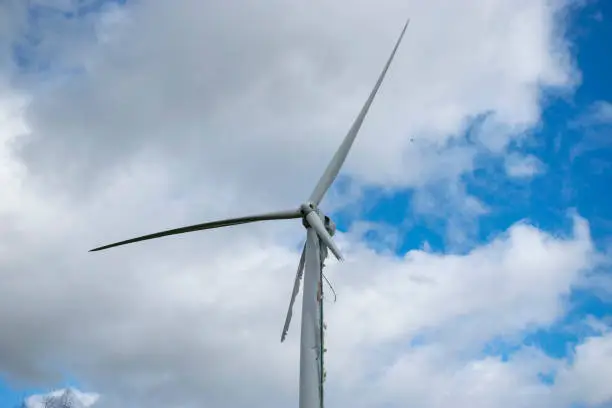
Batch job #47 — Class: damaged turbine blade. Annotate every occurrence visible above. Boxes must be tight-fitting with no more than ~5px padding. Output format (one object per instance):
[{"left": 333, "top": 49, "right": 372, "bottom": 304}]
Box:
[{"left": 281, "top": 243, "right": 307, "bottom": 342}]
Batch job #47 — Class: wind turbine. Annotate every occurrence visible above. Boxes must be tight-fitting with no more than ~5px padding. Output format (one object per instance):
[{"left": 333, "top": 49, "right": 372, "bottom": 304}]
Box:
[{"left": 90, "top": 18, "right": 409, "bottom": 408}]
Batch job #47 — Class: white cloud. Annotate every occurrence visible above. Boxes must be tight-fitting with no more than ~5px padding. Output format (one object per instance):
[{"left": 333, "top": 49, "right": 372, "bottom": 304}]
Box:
[
  {"left": 582, "top": 100, "right": 612, "bottom": 125},
  {"left": 555, "top": 329, "right": 612, "bottom": 406},
  {"left": 0, "top": 1, "right": 609, "bottom": 407},
  {"left": 0, "top": 117, "right": 602, "bottom": 406},
  {"left": 505, "top": 153, "right": 545, "bottom": 178},
  {"left": 570, "top": 100, "right": 612, "bottom": 130},
  {"left": 412, "top": 181, "right": 489, "bottom": 247},
  {"left": 11, "top": 0, "right": 579, "bottom": 196},
  {"left": 0, "top": 2, "right": 28, "bottom": 71},
  {"left": 25, "top": 387, "right": 99, "bottom": 408},
  {"left": 569, "top": 100, "right": 612, "bottom": 161},
  {"left": 371, "top": 347, "right": 559, "bottom": 408}
]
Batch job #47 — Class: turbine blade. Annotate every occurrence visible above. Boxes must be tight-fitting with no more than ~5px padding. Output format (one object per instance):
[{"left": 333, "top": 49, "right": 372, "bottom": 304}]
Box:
[
  {"left": 308, "top": 18, "right": 410, "bottom": 205},
  {"left": 89, "top": 209, "right": 301, "bottom": 252},
  {"left": 281, "top": 242, "right": 307, "bottom": 343},
  {"left": 306, "top": 212, "right": 344, "bottom": 261}
]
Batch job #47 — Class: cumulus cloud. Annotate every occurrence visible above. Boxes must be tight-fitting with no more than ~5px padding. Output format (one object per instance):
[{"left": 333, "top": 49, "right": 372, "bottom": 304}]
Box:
[
  {"left": 569, "top": 100, "right": 612, "bottom": 167},
  {"left": 0, "top": 125, "right": 600, "bottom": 407},
  {"left": 0, "top": 1, "right": 609, "bottom": 407},
  {"left": 554, "top": 326, "right": 612, "bottom": 406},
  {"left": 11, "top": 0, "right": 579, "bottom": 195},
  {"left": 578, "top": 100, "right": 612, "bottom": 126},
  {"left": 505, "top": 153, "right": 546, "bottom": 178},
  {"left": 25, "top": 387, "right": 100, "bottom": 408}
]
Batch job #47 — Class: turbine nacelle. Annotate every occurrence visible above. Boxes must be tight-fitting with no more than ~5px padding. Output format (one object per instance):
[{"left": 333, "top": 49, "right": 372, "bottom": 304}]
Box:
[
  {"left": 299, "top": 203, "right": 336, "bottom": 234},
  {"left": 324, "top": 216, "right": 336, "bottom": 237},
  {"left": 299, "top": 203, "right": 341, "bottom": 261}
]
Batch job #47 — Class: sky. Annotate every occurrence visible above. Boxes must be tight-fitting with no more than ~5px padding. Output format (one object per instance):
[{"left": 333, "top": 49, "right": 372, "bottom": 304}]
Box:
[{"left": 0, "top": 0, "right": 611, "bottom": 407}]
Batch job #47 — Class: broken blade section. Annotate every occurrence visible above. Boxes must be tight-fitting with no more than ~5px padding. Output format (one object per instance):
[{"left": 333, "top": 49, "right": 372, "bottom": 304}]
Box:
[{"left": 281, "top": 242, "right": 307, "bottom": 342}]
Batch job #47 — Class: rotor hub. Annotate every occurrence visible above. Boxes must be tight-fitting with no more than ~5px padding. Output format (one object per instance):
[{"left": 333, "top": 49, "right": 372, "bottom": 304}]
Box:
[
  {"left": 300, "top": 202, "right": 317, "bottom": 214},
  {"left": 300, "top": 203, "right": 336, "bottom": 236}
]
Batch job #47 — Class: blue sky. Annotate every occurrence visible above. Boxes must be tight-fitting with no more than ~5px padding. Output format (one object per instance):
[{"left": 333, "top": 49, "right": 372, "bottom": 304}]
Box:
[{"left": 0, "top": 0, "right": 611, "bottom": 407}]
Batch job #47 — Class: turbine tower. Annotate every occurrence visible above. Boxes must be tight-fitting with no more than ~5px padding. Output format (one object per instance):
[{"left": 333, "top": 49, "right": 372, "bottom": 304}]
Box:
[{"left": 90, "top": 19, "right": 409, "bottom": 408}]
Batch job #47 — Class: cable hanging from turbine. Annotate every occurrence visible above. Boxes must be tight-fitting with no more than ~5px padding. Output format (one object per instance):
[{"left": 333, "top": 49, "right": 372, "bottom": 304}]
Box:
[{"left": 322, "top": 272, "right": 337, "bottom": 303}]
